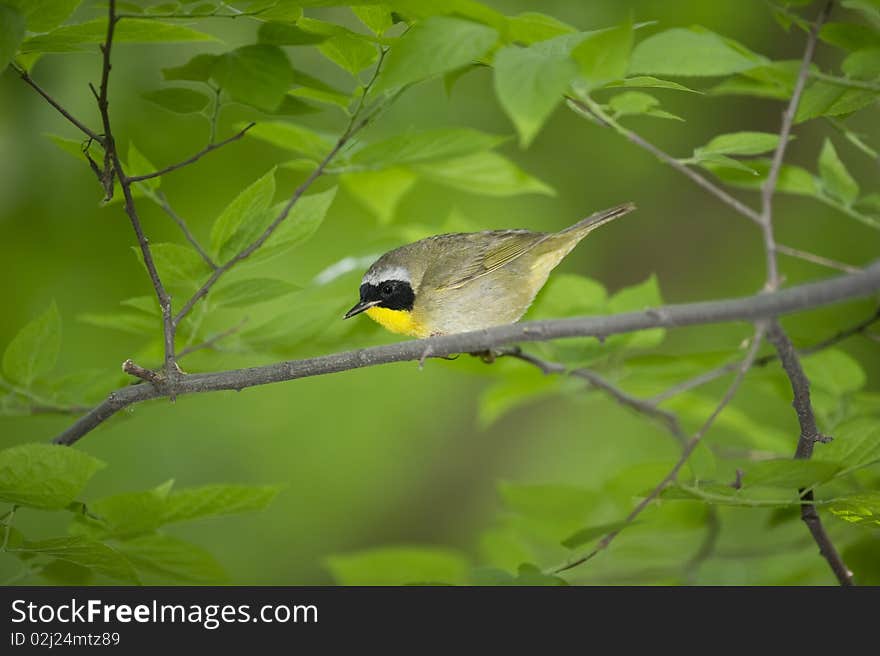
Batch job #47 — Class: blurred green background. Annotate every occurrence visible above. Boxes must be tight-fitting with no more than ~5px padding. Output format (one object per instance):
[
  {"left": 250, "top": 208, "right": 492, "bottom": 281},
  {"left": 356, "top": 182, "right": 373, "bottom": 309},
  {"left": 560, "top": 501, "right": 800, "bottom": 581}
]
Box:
[{"left": 1, "top": 0, "right": 878, "bottom": 585}]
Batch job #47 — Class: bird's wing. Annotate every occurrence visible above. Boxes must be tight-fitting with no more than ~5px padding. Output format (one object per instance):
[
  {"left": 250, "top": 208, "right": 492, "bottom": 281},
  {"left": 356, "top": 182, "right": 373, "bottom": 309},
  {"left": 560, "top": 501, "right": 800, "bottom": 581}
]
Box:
[{"left": 426, "top": 230, "right": 548, "bottom": 291}]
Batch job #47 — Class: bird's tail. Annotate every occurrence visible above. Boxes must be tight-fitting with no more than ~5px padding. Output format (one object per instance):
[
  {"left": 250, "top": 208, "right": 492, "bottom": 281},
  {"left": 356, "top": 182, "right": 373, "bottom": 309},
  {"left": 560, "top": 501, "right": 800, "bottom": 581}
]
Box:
[{"left": 558, "top": 202, "right": 637, "bottom": 239}]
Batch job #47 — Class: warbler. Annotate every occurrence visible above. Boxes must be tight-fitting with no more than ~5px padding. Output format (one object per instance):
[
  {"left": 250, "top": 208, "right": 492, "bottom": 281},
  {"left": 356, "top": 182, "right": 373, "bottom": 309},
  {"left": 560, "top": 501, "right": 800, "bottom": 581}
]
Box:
[{"left": 344, "top": 202, "right": 636, "bottom": 337}]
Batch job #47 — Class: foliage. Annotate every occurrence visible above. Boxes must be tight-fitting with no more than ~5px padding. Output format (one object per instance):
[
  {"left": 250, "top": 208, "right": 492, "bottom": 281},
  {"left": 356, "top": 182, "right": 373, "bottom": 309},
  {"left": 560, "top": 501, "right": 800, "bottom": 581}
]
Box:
[{"left": 0, "top": 0, "right": 878, "bottom": 585}]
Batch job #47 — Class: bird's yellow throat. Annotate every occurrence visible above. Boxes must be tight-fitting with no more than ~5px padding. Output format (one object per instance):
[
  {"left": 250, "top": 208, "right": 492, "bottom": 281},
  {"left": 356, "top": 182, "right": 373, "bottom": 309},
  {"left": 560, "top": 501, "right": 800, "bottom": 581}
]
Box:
[{"left": 365, "top": 306, "right": 427, "bottom": 337}]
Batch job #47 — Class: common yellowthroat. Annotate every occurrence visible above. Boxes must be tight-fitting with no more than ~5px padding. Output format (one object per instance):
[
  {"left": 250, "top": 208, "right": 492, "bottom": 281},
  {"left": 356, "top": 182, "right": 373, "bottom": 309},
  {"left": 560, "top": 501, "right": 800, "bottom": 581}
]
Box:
[{"left": 344, "top": 202, "right": 636, "bottom": 337}]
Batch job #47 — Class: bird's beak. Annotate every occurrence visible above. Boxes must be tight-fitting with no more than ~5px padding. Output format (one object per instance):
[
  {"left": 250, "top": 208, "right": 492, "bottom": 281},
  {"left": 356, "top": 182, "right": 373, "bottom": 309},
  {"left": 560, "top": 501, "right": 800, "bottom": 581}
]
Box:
[{"left": 344, "top": 299, "right": 381, "bottom": 319}]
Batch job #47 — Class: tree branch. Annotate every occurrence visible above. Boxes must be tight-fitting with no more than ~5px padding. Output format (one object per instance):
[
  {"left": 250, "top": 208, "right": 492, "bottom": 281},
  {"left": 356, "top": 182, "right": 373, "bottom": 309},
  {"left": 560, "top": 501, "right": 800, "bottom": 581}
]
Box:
[
  {"left": 171, "top": 48, "right": 392, "bottom": 325},
  {"left": 766, "top": 322, "right": 853, "bottom": 586},
  {"left": 14, "top": 64, "right": 104, "bottom": 146},
  {"left": 178, "top": 318, "right": 248, "bottom": 360},
  {"left": 93, "top": 0, "right": 177, "bottom": 376},
  {"left": 153, "top": 191, "right": 218, "bottom": 269},
  {"left": 759, "top": 1, "right": 853, "bottom": 586},
  {"left": 126, "top": 123, "right": 255, "bottom": 183},
  {"left": 566, "top": 96, "right": 763, "bottom": 225},
  {"left": 497, "top": 347, "right": 686, "bottom": 443},
  {"left": 650, "top": 303, "right": 880, "bottom": 403},
  {"left": 775, "top": 243, "right": 860, "bottom": 274},
  {"left": 553, "top": 324, "right": 767, "bottom": 574},
  {"left": 51, "top": 262, "right": 880, "bottom": 446},
  {"left": 760, "top": 1, "right": 833, "bottom": 289}
]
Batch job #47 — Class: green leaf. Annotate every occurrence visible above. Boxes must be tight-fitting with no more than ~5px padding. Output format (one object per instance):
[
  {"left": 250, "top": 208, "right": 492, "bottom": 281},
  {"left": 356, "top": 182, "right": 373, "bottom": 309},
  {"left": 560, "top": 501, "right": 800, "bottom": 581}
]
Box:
[
  {"left": 212, "top": 278, "right": 300, "bottom": 308},
  {"left": 137, "top": 243, "right": 213, "bottom": 288},
  {"left": 375, "top": 16, "right": 497, "bottom": 92},
  {"left": 504, "top": 12, "right": 576, "bottom": 45},
  {"left": 21, "top": 19, "right": 216, "bottom": 54},
  {"left": 326, "top": 546, "right": 470, "bottom": 585},
  {"left": 14, "top": 537, "right": 138, "bottom": 584},
  {"left": 0, "top": 443, "right": 104, "bottom": 510},
  {"left": 561, "top": 519, "right": 633, "bottom": 549},
  {"left": 492, "top": 44, "right": 577, "bottom": 147},
  {"left": 698, "top": 131, "right": 782, "bottom": 157},
  {"left": 116, "top": 534, "right": 226, "bottom": 583},
  {"left": 413, "top": 151, "right": 554, "bottom": 196},
  {"left": 843, "top": 48, "right": 880, "bottom": 80},
  {"left": 818, "top": 138, "right": 859, "bottom": 205},
  {"left": 160, "top": 484, "right": 281, "bottom": 524},
  {"left": 527, "top": 273, "right": 607, "bottom": 319},
  {"left": 820, "top": 22, "right": 880, "bottom": 51},
  {"left": 319, "top": 34, "right": 378, "bottom": 76},
  {"left": 802, "top": 348, "right": 866, "bottom": 397},
  {"left": 4, "top": 0, "right": 81, "bottom": 33},
  {"left": 828, "top": 492, "right": 880, "bottom": 528},
  {"left": 743, "top": 459, "right": 842, "bottom": 489},
  {"left": 40, "top": 559, "right": 94, "bottom": 585},
  {"left": 72, "top": 480, "right": 174, "bottom": 539},
  {"left": 341, "top": 167, "right": 417, "bottom": 224},
  {"left": 705, "top": 159, "right": 818, "bottom": 196},
  {"left": 693, "top": 153, "right": 759, "bottom": 175},
  {"left": 3, "top": 301, "right": 61, "bottom": 386},
  {"left": 257, "top": 21, "right": 327, "bottom": 46},
  {"left": 605, "top": 75, "right": 700, "bottom": 93},
  {"left": 499, "top": 482, "right": 596, "bottom": 530},
  {"left": 289, "top": 69, "right": 350, "bottom": 109},
  {"left": 245, "top": 122, "right": 333, "bottom": 160},
  {"left": 162, "top": 53, "right": 219, "bottom": 82},
  {"left": 350, "top": 128, "right": 507, "bottom": 169},
  {"left": 479, "top": 372, "right": 560, "bottom": 428},
  {"left": 254, "top": 187, "right": 337, "bottom": 261},
  {"left": 0, "top": 4, "right": 25, "bottom": 74},
  {"left": 817, "top": 416, "right": 880, "bottom": 474},
  {"left": 608, "top": 91, "right": 683, "bottom": 121},
  {"left": 77, "top": 311, "right": 156, "bottom": 336},
  {"left": 142, "top": 87, "right": 211, "bottom": 114},
  {"left": 211, "top": 44, "right": 294, "bottom": 112},
  {"left": 795, "top": 81, "right": 879, "bottom": 123},
  {"left": 606, "top": 274, "right": 665, "bottom": 349},
  {"left": 472, "top": 563, "right": 567, "bottom": 586},
  {"left": 127, "top": 142, "right": 160, "bottom": 193},
  {"left": 572, "top": 19, "right": 633, "bottom": 86},
  {"left": 210, "top": 168, "right": 276, "bottom": 262},
  {"left": 352, "top": 5, "right": 393, "bottom": 36},
  {"left": 629, "top": 26, "right": 767, "bottom": 77},
  {"left": 842, "top": 0, "right": 880, "bottom": 22}
]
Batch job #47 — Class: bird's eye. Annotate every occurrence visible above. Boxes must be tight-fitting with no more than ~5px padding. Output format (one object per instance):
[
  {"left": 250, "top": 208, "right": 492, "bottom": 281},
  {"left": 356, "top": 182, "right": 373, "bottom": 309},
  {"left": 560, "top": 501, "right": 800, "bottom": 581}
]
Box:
[{"left": 381, "top": 284, "right": 393, "bottom": 296}]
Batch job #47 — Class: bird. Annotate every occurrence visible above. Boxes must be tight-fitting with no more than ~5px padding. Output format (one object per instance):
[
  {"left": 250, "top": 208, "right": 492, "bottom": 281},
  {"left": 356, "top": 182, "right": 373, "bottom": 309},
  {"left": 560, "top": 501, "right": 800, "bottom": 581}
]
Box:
[{"left": 343, "top": 202, "right": 636, "bottom": 338}]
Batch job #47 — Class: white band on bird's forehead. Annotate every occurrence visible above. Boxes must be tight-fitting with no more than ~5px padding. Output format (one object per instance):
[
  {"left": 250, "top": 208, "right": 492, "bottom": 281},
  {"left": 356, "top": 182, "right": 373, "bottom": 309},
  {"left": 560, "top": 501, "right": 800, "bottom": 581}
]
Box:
[{"left": 362, "top": 266, "right": 411, "bottom": 285}]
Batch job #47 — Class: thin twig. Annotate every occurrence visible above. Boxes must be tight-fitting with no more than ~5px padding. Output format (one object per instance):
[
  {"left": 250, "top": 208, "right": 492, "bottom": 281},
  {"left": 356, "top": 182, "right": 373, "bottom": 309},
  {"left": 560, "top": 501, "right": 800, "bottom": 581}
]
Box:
[
  {"left": 759, "top": 1, "right": 853, "bottom": 587},
  {"left": 126, "top": 123, "right": 255, "bottom": 183},
  {"left": 172, "top": 52, "right": 391, "bottom": 326},
  {"left": 651, "top": 304, "right": 880, "bottom": 402},
  {"left": 553, "top": 325, "right": 767, "bottom": 574},
  {"left": 498, "top": 348, "right": 686, "bottom": 443},
  {"left": 809, "top": 70, "right": 880, "bottom": 93},
  {"left": 776, "top": 243, "right": 860, "bottom": 274},
  {"left": 154, "top": 191, "right": 218, "bottom": 269},
  {"left": 178, "top": 318, "right": 248, "bottom": 359},
  {"left": 95, "top": 0, "right": 177, "bottom": 375},
  {"left": 760, "top": 1, "right": 833, "bottom": 290},
  {"left": 209, "top": 85, "right": 221, "bottom": 145},
  {"left": 14, "top": 64, "right": 104, "bottom": 146},
  {"left": 766, "top": 322, "right": 853, "bottom": 585},
  {"left": 122, "top": 359, "right": 164, "bottom": 385},
  {"left": 566, "top": 95, "right": 763, "bottom": 225},
  {"left": 50, "top": 263, "right": 880, "bottom": 446}
]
